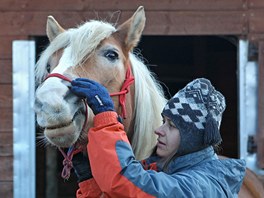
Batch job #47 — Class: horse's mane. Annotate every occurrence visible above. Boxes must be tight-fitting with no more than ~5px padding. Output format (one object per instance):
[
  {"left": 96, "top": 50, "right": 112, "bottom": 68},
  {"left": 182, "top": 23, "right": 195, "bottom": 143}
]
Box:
[{"left": 129, "top": 53, "right": 167, "bottom": 160}]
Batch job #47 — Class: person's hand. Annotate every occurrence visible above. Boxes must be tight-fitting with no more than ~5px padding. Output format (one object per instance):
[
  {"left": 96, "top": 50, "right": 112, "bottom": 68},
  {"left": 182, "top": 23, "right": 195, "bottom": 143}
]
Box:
[
  {"left": 72, "top": 152, "right": 92, "bottom": 182},
  {"left": 71, "top": 78, "right": 114, "bottom": 115}
]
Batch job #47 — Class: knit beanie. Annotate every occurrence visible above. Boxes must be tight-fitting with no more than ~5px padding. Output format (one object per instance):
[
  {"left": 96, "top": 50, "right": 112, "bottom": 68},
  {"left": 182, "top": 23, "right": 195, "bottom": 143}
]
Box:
[{"left": 162, "top": 78, "right": 226, "bottom": 156}]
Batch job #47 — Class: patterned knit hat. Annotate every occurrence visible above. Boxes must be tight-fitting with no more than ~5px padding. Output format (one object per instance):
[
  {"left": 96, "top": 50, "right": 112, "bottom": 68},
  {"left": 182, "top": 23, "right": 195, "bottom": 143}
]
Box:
[{"left": 162, "top": 78, "right": 226, "bottom": 156}]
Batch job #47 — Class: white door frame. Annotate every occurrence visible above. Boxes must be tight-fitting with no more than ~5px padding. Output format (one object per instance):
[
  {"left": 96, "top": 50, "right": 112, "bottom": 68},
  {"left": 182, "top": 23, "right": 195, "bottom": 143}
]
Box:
[
  {"left": 13, "top": 40, "right": 36, "bottom": 198},
  {"left": 238, "top": 39, "right": 264, "bottom": 175}
]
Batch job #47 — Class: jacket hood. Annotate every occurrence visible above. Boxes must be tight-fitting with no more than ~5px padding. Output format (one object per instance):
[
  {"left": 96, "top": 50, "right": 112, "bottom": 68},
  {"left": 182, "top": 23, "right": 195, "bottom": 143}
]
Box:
[
  {"left": 165, "top": 146, "right": 246, "bottom": 195},
  {"left": 216, "top": 158, "right": 246, "bottom": 194}
]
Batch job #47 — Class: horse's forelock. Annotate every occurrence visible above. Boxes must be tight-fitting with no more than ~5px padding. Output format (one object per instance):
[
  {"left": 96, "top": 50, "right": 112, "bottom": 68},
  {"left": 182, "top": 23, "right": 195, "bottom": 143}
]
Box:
[
  {"left": 35, "top": 31, "right": 72, "bottom": 84},
  {"left": 71, "top": 20, "right": 116, "bottom": 66},
  {"left": 35, "top": 20, "right": 116, "bottom": 85}
]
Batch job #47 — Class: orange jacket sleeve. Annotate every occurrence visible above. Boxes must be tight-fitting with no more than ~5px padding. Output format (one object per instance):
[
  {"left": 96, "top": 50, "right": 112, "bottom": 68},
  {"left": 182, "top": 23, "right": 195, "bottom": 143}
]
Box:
[
  {"left": 76, "top": 178, "right": 102, "bottom": 198},
  {"left": 87, "top": 111, "right": 155, "bottom": 197}
]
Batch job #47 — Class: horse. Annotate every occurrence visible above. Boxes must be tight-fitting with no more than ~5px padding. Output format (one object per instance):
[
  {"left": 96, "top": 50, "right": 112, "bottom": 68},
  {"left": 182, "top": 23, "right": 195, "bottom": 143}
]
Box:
[
  {"left": 34, "top": 6, "right": 264, "bottom": 197},
  {"left": 35, "top": 6, "right": 167, "bottom": 161}
]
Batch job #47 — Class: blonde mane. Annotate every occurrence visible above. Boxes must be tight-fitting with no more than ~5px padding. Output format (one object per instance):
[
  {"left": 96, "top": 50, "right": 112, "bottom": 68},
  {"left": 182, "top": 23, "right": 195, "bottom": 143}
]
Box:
[{"left": 130, "top": 53, "right": 167, "bottom": 159}]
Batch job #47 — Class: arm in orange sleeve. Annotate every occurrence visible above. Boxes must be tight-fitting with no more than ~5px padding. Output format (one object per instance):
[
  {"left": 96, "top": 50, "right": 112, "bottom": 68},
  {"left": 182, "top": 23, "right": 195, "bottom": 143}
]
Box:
[
  {"left": 76, "top": 178, "right": 102, "bottom": 198},
  {"left": 87, "top": 111, "right": 155, "bottom": 197}
]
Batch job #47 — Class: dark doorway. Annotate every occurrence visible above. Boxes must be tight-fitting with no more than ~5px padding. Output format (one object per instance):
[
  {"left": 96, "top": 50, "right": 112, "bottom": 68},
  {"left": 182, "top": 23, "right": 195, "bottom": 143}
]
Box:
[
  {"left": 137, "top": 36, "right": 238, "bottom": 158},
  {"left": 35, "top": 35, "right": 238, "bottom": 197}
]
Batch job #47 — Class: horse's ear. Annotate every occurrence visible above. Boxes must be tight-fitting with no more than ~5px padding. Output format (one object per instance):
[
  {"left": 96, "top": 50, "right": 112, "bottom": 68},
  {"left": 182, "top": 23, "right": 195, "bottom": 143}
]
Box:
[
  {"left": 46, "top": 16, "right": 65, "bottom": 42},
  {"left": 116, "top": 6, "right": 146, "bottom": 51}
]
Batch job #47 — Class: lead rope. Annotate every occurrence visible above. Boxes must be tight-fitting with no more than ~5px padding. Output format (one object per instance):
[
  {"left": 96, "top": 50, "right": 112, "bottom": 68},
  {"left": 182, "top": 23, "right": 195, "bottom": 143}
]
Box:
[
  {"left": 45, "top": 63, "right": 134, "bottom": 179},
  {"left": 45, "top": 73, "right": 88, "bottom": 180},
  {"left": 58, "top": 146, "right": 82, "bottom": 180}
]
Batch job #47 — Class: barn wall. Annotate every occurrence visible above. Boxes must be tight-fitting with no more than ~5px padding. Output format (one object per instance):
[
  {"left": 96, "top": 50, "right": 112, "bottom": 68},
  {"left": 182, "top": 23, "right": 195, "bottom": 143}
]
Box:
[{"left": 1, "top": 0, "right": 264, "bottom": 197}]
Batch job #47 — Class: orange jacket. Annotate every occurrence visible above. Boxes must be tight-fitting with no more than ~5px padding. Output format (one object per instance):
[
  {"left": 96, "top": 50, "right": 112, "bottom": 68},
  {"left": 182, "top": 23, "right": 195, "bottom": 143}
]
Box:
[{"left": 76, "top": 111, "right": 154, "bottom": 197}]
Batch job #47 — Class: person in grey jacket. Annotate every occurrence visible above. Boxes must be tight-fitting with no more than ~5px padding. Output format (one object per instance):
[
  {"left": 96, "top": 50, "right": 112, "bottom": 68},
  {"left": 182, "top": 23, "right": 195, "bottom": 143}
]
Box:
[{"left": 71, "top": 77, "right": 246, "bottom": 197}]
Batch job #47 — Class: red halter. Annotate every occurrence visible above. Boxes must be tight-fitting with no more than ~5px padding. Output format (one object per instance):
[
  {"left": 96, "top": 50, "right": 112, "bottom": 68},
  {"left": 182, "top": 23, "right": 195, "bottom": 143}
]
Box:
[
  {"left": 45, "top": 64, "right": 134, "bottom": 118},
  {"left": 109, "top": 63, "right": 135, "bottom": 119},
  {"left": 44, "top": 64, "right": 134, "bottom": 179}
]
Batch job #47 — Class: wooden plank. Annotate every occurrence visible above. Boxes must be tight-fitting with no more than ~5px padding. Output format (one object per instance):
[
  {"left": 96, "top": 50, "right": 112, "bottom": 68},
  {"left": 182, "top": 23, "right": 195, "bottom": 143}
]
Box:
[
  {"left": 0, "top": 11, "right": 91, "bottom": 36},
  {"left": 144, "top": 11, "right": 247, "bottom": 35},
  {"left": 249, "top": 0, "right": 264, "bottom": 8},
  {"left": 0, "top": 108, "right": 12, "bottom": 132},
  {"left": 257, "top": 41, "right": 264, "bottom": 168},
  {"left": 0, "top": 36, "right": 27, "bottom": 59},
  {"left": 0, "top": 85, "right": 12, "bottom": 108},
  {"left": 0, "top": 0, "right": 247, "bottom": 11},
  {"left": 0, "top": 156, "right": 13, "bottom": 181},
  {"left": 0, "top": 181, "right": 13, "bottom": 197},
  {"left": 249, "top": 10, "right": 264, "bottom": 33},
  {"left": 0, "top": 60, "right": 12, "bottom": 84},
  {"left": 0, "top": 132, "right": 12, "bottom": 157},
  {"left": 0, "top": 11, "right": 248, "bottom": 36},
  {"left": 248, "top": 33, "right": 264, "bottom": 44}
]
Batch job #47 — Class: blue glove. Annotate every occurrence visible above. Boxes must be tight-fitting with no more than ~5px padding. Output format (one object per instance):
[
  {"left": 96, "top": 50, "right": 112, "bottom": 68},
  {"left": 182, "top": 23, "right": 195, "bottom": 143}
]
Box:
[
  {"left": 72, "top": 152, "right": 92, "bottom": 182},
  {"left": 71, "top": 78, "right": 114, "bottom": 115}
]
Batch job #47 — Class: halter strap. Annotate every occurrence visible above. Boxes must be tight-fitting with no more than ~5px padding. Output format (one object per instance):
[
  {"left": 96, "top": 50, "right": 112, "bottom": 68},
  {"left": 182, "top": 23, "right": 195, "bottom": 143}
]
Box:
[
  {"left": 46, "top": 64, "right": 134, "bottom": 119},
  {"left": 110, "top": 63, "right": 134, "bottom": 118},
  {"left": 45, "top": 73, "right": 72, "bottom": 82}
]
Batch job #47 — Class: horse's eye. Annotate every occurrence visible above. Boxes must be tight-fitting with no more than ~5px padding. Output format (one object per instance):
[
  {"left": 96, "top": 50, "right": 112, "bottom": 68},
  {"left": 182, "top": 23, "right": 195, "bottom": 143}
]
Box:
[{"left": 105, "top": 50, "right": 119, "bottom": 61}]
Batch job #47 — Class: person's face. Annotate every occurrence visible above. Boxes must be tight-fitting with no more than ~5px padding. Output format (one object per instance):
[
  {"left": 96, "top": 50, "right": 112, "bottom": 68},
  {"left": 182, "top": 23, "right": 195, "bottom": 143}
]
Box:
[{"left": 154, "top": 116, "right": 181, "bottom": 158}]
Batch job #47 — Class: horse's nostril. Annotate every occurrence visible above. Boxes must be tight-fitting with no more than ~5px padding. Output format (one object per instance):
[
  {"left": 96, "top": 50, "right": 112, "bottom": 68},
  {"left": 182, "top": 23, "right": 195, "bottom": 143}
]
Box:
[
  {"left": 54, "top": 106, "right": 62, "bottom": 113},
  {"left": 34, "top": 99, "right": 42, "bottom": 111}
]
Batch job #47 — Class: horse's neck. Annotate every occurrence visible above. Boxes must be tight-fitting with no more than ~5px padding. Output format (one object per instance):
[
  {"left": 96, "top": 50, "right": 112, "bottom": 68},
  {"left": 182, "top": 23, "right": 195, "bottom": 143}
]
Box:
[{"left": 125, "top": 118, "right": 136, "bottom": 143}]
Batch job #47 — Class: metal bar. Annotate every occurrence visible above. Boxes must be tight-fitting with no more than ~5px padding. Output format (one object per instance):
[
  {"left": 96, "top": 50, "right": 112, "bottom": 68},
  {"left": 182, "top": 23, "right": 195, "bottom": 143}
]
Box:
[{"left": 238, "top": 39, "right": 249, "bottom": 159}]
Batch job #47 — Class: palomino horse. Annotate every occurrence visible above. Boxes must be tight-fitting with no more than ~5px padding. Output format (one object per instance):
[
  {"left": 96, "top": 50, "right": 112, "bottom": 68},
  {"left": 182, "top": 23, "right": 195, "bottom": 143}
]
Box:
[
  {"left": 35, "top": 6, "right": 167, "bottom": 161},
  {"left": 34, "top": 6, "right": 264, "bottom": 197}
]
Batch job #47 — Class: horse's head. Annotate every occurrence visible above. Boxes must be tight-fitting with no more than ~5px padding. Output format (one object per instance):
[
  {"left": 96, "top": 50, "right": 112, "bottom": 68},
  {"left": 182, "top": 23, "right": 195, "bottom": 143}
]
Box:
[{"left": 35, "top": 7, "right": 146, "bottom": 149}]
